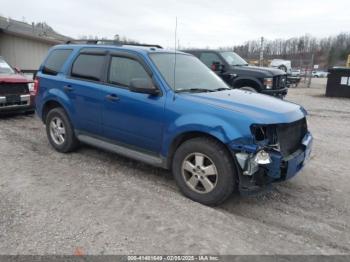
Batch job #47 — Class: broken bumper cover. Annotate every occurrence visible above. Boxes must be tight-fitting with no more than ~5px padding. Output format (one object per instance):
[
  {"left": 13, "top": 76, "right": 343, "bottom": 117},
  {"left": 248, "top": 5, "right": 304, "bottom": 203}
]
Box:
[{"left": 231, "top": 132, "right": 313, "bottom": 193}]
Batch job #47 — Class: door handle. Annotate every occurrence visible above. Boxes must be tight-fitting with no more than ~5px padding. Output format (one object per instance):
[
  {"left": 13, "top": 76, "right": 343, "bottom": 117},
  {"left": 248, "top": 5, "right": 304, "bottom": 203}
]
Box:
[
  {"left": 106, "top": 94, "right": 120, "bottom": 102},
  {"left": 63, "top": 85, "right": 74, "bottom": 92}
]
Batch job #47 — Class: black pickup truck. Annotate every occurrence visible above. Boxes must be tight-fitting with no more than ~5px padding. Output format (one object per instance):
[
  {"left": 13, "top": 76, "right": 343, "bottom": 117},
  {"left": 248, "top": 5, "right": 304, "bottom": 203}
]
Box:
[{"left": 184, "top": 50, "right": 288, "bottom": 98}]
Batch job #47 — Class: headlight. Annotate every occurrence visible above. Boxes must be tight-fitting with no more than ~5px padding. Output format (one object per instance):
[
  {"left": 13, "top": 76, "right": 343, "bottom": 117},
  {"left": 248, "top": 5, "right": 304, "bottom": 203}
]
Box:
[
  {"left": 27, "top": 83, "right": 35, "bottom": 93},
  {"left": 264, "top": 78, "right": 273, "bottom": 89}
]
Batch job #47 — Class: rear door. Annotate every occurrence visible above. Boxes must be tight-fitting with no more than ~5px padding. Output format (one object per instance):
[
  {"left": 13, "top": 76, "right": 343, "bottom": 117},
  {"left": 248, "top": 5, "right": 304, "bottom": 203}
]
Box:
[
  {"left": 101, "top": 52, "right": 165, "bottom": 153},
  {"left": 62, "top": 50, "right": 108, "bottom": 135}
]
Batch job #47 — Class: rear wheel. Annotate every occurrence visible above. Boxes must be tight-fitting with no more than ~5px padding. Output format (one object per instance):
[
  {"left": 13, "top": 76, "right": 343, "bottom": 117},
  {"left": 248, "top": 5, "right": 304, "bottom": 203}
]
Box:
[
  {"left": 172, "top": 137, "right": 236, "bottom": 206},
  {"left": 46, "top": 107, "right": 79, "bottom": 153},
  {"left": 278, "top": 65, "right": 287, "bottom": 73}
]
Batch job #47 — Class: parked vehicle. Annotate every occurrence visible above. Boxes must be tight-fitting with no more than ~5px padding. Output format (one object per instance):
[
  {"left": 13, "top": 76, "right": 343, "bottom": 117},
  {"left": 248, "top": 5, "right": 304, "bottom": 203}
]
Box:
[
  {"left": 270, "top": 59, "right": 292, "bottom": 75},
  {"left": 291, "top": 69, "right": 301, "bottom": 77},
  {"left": 35, "top": 42, "right": 313, "bottom": 205},
  {"left": 0, "top": 56, "right": 35, "bottom": 114},
  {"left": 312, "top": 71, "right": 328, "bottom": 78},
  {"left": 287, "top": 69, "right": 302, "bottom": 87},
  {"left": 184, "top": 50, "right": 288, "bottom": 98}
]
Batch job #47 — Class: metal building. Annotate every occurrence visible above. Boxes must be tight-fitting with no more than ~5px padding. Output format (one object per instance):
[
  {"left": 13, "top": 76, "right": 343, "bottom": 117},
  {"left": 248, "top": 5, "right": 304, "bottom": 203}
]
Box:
[{"left": 0, "top": 16, "right": 70, "bottom": 73}]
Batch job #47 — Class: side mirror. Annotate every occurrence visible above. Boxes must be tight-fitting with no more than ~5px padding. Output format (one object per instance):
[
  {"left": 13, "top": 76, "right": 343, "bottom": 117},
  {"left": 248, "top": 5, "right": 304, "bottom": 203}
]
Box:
[
  {"left": 129, "top": 78, "right": 160, "bottom": 96},
  {"left": 14, "top": 66, "right": 22, "bottom": 74},
  {"left": 211, "top": 62, "right": 225, "bottom": 72}
]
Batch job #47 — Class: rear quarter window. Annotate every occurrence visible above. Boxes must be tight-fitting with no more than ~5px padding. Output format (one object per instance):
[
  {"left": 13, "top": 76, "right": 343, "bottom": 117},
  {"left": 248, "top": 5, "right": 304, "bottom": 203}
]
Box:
[
  {"left": 71, "top": 54, "right": 105, "bottom": 81},
  {"left": 42, "top": 49, "right": 72, "bottom": 75}
]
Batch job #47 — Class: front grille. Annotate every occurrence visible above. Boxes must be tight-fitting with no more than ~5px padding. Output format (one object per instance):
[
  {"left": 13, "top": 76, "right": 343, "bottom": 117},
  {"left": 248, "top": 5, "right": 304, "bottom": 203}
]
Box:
[
  {"left": 273, "top": 75, "right": 287, "bottom": 89},
  {"left": 277, "top": 118, "right": 307, "bottom": 157},
  {"left": 0, "top": 83, "right": 29, "bottom": 96}
]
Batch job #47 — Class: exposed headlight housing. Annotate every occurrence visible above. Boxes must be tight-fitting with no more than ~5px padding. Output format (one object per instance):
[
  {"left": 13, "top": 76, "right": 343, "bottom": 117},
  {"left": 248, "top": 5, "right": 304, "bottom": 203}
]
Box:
[
  {"left": 250, "top": 124, "right": 280, "bottom": 151},
  {"left": 264, "top": 78, "right": 273, "bottom": 89}
]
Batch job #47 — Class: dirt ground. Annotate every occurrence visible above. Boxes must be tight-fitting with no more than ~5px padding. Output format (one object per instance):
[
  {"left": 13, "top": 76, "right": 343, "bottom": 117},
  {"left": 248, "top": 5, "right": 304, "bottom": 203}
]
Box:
[{"left": 0, "top": 78, "right": 349, "bottom": 255}]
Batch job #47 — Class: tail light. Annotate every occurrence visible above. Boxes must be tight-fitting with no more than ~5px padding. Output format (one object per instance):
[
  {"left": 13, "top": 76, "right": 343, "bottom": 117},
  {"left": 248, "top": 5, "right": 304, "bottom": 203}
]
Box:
[{"left": 33, "top": 77, "right": 40, "bottom": 96}]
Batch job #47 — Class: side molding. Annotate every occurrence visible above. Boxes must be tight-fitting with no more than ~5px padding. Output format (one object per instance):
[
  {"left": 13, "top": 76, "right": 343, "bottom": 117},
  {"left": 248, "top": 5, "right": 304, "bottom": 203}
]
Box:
[{"left": 77, "top": 134, "right": 167, "bottom": 168}]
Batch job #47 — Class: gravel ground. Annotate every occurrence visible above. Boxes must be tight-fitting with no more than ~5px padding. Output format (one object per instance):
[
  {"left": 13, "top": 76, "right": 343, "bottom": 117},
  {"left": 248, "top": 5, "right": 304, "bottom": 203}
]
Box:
[{"left": 0, "top": 78, "right": 349, "bottom": 255}]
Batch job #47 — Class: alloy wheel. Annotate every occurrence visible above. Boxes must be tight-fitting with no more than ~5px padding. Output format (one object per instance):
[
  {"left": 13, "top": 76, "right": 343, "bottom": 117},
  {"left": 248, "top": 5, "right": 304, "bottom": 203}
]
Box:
[
  {"left": 49, "top": 117, "right": 66, "bottom": 145},
  {"left": 181, "top": 152, "right": 218, "bottom": 194}
]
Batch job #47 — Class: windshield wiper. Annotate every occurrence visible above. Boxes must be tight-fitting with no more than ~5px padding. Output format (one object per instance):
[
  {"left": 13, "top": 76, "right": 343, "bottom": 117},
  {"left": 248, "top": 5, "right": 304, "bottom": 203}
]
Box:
[
  {"left": 212, "top": 88, "right": 231, "bottom": 92},
  {"left": 232, "top": 64, "right": 248, "bottom": 66},
  {"left": 175, "top": 88, "right": 215, "bottom": 93}
]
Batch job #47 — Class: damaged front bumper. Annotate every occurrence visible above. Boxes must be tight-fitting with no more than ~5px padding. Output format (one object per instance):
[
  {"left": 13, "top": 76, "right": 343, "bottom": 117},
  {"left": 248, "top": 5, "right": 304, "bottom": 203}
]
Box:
[{"left": 230, "top": 132, "right": 313, "bottom": 194}]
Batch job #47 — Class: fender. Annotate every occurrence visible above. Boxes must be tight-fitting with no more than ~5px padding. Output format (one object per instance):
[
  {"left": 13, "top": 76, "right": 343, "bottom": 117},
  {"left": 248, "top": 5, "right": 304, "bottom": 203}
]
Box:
[
  {"left": 40, "top": 88, "right": 75, "bottom": 122},
  {"left": 161, "top": 113, "right": 246, "bottom": 157},
  {"left": 232, "top": 76, "right": 263, "bottom": 90}
]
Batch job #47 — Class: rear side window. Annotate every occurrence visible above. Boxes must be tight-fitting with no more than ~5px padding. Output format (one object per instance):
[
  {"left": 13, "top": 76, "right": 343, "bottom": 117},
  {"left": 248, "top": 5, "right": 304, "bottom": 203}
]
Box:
[
  {"left": 71, "top": 54, "right": 105, "bottom": 81},
  {"left": 42, "top": 49, "right": 72, "bottom": 75},
  {"left": 108, "top": 56, "right": 151, "bottom": 87}
]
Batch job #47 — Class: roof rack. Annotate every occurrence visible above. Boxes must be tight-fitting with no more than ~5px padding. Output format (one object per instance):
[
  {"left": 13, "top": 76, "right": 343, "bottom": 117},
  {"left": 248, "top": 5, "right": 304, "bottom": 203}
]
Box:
[{"left": 65, "top": 39, "right": 163, "bottom": 49}]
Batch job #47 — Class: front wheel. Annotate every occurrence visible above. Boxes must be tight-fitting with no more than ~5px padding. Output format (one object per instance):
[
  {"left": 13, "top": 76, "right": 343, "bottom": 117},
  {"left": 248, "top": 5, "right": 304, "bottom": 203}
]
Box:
[{"left": 172, "top": 137, "right": 236, "bottom": 206}]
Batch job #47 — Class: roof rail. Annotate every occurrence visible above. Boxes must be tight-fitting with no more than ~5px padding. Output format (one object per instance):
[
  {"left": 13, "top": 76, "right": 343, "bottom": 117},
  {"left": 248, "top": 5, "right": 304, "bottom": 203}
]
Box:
[
  {"left": 65, "top": 39, "right": 118, "bottom": 45},
  {"left": 65, "top": 39, "right": 162, "bottom": 49},
  {"left": 122, "top": 43, "right": 163, "bottom": 49}
]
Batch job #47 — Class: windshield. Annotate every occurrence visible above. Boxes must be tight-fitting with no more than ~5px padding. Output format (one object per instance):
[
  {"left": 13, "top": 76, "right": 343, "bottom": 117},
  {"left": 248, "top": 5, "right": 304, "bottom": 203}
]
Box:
[
  {"left": 0, "top": 58, "right": 15, "bottom": 74},
  {"left": 149, "top": 53, "right": 229, "bottom": 92},
  {"left": 220, "top": 52, "right": 248, "bottom": 66}
]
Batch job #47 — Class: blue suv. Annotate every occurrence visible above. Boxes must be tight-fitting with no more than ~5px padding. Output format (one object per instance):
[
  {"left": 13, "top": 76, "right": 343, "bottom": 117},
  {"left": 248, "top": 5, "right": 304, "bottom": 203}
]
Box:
[{"left": 35, "top": 42, "right": 313, "bottom": 206}]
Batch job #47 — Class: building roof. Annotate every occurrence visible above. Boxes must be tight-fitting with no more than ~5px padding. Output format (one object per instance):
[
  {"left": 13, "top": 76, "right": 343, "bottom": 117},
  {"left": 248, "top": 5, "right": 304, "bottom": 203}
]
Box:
[{"left": 0, "top": 16, "right": 71, "bottom": 44}]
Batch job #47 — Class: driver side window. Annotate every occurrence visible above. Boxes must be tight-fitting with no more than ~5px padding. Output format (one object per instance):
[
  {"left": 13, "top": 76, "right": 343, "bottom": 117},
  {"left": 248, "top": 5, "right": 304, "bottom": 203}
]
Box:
[
  {"left": 108, "top": 56, "right": 151, "bottom": 88},
  {"left": 199, "top": 52, "right": 222, "bottom": 68}
]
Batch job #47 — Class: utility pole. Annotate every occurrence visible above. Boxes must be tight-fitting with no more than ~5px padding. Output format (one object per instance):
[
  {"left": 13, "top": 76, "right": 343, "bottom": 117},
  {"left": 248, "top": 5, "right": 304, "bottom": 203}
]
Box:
[
  {"left": 307, "top": 53, "right": 314, "bottom": 88},
  {"left": 259, "top": 37, "right": 264, "bottom": 67}
]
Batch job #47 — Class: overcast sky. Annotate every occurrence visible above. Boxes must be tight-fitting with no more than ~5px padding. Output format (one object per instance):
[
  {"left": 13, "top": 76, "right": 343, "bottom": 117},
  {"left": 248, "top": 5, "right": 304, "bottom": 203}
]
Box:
[{"left": 1, "top": 0, "right": 349, "bottom": 48}]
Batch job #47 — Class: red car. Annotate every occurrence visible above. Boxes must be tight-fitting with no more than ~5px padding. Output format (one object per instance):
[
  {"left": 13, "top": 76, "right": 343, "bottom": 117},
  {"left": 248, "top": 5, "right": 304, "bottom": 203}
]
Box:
[{"left": 0, "top": 56, "right": 37, "bottom": 114}]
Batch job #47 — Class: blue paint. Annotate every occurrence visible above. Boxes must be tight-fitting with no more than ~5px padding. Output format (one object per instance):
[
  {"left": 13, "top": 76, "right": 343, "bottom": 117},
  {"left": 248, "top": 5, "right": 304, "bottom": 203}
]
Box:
[{"left": 36, "top": 44, "right": 312, "bottom": 184}]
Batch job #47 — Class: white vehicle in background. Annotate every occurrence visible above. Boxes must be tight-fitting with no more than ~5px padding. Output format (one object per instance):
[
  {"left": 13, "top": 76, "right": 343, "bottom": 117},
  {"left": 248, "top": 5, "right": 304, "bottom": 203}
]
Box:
[
  {"left": 291, "top": 69, "right": 301, "bottom": 77},
  {"left": 312, "top": 71, "right": 328, "bottom": 78},
  {"left": 270, "top": 59, "right": 292, "bottom": 75}
]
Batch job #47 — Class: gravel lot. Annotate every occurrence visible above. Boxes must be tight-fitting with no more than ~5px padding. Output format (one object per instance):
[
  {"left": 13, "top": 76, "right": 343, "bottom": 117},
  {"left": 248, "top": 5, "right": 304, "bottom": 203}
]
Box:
[{"left": 0, "top": 78, "right": 349, "bottom": 255}]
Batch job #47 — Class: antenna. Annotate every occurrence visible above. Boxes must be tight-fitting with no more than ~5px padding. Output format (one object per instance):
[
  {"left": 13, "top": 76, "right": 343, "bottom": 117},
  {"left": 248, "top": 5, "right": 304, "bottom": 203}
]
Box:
[{"left": 173, "top": 17, "right": 178, "bottom": 92}]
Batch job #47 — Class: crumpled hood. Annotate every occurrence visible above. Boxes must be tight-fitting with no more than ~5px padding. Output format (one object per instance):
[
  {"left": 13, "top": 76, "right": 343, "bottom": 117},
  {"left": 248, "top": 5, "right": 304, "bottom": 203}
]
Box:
[
  {"left": 0, "top": 74, "right": 31, "bottom": 83},
  {"left": 232, "top": 65, "right": 286, "bottom": 77},
  {"left": 182, "top": 89, "right": 306, "bottom": 124}
]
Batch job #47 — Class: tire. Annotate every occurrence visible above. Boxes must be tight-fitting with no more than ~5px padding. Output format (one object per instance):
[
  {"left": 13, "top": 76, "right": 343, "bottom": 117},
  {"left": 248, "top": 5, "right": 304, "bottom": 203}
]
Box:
[
  {"left": 172, "top": 137, "right": 236, "bottom": 206},
  {"left": 278, "top": 65, "right": 287, "bottom": 73},
  {"left": 240, "top": 86, "right": 257, "bottom": 92},
  {"left": 46, "top": 107, "right": 79, "bottom": 153}
]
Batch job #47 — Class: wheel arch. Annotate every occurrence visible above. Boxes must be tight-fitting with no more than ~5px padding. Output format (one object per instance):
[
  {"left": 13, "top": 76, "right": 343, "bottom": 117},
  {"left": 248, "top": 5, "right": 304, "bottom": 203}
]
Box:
[
  {"left": 166, "top": 131, "right": 233, "bottom": 169},
  {"left": 233, "top": 77, "right": 263, "bottom": 91},
  {"left": 41, "top": 98, "right": 72, "bottom": 124}
]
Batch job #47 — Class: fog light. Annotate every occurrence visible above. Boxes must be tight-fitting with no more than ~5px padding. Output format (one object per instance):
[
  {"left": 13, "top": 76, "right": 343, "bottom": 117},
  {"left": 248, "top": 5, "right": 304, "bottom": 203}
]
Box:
[{"left": 254, "top": 150, "right": 271, "bottom": 165}]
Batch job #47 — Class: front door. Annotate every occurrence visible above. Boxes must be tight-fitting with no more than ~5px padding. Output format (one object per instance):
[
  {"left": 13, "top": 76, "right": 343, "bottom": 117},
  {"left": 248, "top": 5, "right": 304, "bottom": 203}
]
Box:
[{"left": 101, "top": 54, "right": 165, "bottom": 153}]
